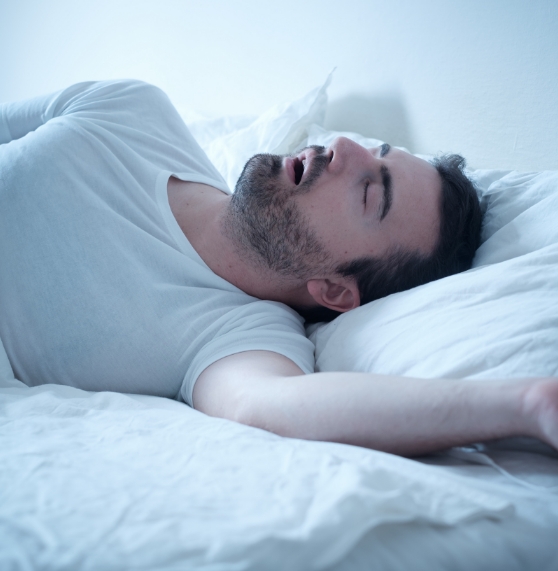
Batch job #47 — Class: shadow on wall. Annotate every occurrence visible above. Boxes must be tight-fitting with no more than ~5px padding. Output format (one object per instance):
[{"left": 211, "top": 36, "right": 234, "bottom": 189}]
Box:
[{"left": 325, "top": 93, "right": 415, "bottom": 151}]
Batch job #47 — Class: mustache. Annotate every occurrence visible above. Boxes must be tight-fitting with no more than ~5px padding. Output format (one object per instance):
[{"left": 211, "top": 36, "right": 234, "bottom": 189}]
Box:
[{"left": 297, "top": 145, "right": 328, "bottom": 192}]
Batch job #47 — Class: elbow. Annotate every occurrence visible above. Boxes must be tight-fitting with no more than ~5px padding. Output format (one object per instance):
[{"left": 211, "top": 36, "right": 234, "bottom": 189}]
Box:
[
  {"left": 192, "top": 368, "right": 299, "bottom": 437},
  {"left": 193, "top": 381, "right": 261, "bottom": 429},
  {"left": 225, "top": 391, "right": 268, "bottom": 432},
  {"left": 204, "top": 389, "right": 290, "bottom": 439}
]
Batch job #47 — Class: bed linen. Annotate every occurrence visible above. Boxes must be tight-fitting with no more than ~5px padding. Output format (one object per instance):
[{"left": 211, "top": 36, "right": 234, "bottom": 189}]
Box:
[
  {"left": 2, "top": 77, "right": 558, "bottom": 570},
  {"left": 2, "top": 344, "right": 558, "bottom": 571}
]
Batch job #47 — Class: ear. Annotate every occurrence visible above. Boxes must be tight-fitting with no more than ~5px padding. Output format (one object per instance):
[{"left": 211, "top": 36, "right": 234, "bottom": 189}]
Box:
[{"left": 306, "top": 277, "right": 361, "bottom": 313}]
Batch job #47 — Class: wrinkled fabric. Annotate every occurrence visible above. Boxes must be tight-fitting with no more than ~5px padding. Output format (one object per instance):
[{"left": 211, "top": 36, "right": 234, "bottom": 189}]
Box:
[{"left": 0, "top": 368, "right": 512, "bottom": 571}]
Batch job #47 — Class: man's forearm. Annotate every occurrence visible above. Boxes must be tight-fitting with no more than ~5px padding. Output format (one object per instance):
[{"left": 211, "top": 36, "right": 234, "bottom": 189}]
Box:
[{"left": 237, "top": 373, "right": 532, "bottom": 456}]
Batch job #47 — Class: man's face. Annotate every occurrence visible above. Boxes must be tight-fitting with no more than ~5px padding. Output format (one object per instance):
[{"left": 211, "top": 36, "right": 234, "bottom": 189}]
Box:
[{"left": 229, "top": 137, "right": 442, "bottom": 279}]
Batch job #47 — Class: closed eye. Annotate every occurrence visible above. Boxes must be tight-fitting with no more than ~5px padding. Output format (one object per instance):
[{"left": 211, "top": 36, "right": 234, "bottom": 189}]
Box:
[
  {"left": 362, "top": 181, "right": 369, "bottom": 206},
  {"left": 379, "top": 165, "right": 392, "bottom": 220}
]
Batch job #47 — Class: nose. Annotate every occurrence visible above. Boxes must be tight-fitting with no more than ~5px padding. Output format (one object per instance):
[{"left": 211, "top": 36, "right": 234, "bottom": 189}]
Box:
[{"left": 328, "top": 136, "right": 378, "bottom": 175}]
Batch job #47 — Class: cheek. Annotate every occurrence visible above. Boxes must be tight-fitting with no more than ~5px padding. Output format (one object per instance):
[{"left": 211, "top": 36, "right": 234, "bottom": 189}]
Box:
[
  {"left": 296, "top": 182, "right": 374, "bottom": 253},
  {"left": 307, "top": 207, "right": 367, "bottom": 258}
]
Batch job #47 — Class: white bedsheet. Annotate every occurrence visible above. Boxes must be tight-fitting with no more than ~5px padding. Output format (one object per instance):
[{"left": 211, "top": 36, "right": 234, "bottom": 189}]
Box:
[{"left": 2, "top": 337, "right": 558, "bottom": 570}]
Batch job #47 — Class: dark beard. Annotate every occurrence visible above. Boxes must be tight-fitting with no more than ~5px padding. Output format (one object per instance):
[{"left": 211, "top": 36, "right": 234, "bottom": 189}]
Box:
[{"left": 226, "top": 147, "right": 332, "bottom": 279}]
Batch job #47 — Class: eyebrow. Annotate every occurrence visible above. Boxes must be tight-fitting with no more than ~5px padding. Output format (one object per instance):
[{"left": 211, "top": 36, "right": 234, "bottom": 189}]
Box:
[{"left": 379, "top": 144, "right": 392, "bottom": 221}]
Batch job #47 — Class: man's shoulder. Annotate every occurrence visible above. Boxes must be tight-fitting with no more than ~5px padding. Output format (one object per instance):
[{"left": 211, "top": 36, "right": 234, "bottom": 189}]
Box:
[
  {"left": 103, "top": 79, "right": 169, "bottom": 102},
  {"left": 56, "top": 79, "right": 193, "bottom": 154},
  {"left": 54, "top": 79, "right": 175, "bottom": 123},
  {"left": 104, "top": 79, "right": 173, "bottom": 109}
]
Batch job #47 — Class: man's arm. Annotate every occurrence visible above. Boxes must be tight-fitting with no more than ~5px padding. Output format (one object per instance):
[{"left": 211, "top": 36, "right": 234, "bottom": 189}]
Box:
[{"left": 193, "top": 351, "right": 558, "bottom": 456}]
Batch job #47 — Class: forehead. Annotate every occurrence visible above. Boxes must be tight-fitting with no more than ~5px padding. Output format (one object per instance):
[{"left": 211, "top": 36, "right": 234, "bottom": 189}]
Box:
[
  {"left": 387, "top": 149, "right": 441, "bottom": 254},
  {"left": 391, "top": 147, "right": 438, "bottom": 182}
]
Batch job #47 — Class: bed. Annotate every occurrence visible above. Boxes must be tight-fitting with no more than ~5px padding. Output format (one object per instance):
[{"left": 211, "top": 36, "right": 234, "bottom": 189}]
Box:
[{"left": 1, "top": 75, "right": 558, "bottom": 570}]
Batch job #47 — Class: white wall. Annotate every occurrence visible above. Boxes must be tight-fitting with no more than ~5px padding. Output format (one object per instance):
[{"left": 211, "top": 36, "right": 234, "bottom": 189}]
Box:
[{"left": 1, "top": 0, "right": 557, "bottom": 170}]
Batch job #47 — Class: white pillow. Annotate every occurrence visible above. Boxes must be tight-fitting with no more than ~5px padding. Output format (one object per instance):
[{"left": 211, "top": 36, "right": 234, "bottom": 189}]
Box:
[
  {"left": 308, "top": 164, "right": 558, "bottom": 380},
  {"left": 179, "top": 72, "right": 333, "bottom": 191}
]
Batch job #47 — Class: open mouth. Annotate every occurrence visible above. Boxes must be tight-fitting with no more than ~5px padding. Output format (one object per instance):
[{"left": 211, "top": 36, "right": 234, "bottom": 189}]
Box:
[{"left": 293, "top": 157, "right": 305, "bottom": 185}]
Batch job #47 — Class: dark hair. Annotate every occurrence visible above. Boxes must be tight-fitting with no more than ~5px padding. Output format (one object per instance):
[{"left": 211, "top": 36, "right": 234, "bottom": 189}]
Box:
[{"left": 298, "top": 154, "right": 483, "bottom": 323}]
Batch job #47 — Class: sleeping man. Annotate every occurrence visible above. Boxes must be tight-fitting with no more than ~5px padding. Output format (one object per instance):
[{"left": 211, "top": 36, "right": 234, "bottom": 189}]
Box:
[{"left": 1, "top": 80, "right": 557, "bottom": 455}]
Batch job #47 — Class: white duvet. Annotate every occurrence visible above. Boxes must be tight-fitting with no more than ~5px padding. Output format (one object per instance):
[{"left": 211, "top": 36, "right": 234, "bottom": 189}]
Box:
[
  {"left": 2, "top": 76, "right": 558, "bottom": 570},
  {"left": 3, "top": 341, "right": 558, "bottom": 571}
]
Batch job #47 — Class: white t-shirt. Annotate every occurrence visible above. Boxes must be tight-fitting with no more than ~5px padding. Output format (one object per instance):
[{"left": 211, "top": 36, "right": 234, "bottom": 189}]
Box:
[{"left": 0, "top": 80, "right": 314, "bottom": 405}]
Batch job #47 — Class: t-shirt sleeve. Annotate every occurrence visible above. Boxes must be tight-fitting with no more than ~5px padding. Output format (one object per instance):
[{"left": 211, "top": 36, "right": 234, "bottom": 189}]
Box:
[
  {"left": 0, "top": 81, "right": 151, "bottom": 144},
  {"left": 181, "top": 300, "right": 315, "bottom": 406},
  {"left": 0, "top": 84, "right": 87, "bottom": 144},
  {"left": 1, "top": 80, "right": 169, "bottom": 144}
]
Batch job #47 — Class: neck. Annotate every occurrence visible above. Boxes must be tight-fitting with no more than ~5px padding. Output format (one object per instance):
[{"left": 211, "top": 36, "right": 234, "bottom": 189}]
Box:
[{"left": 167, "top": 178, "right": 314, "bottom": 307}]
